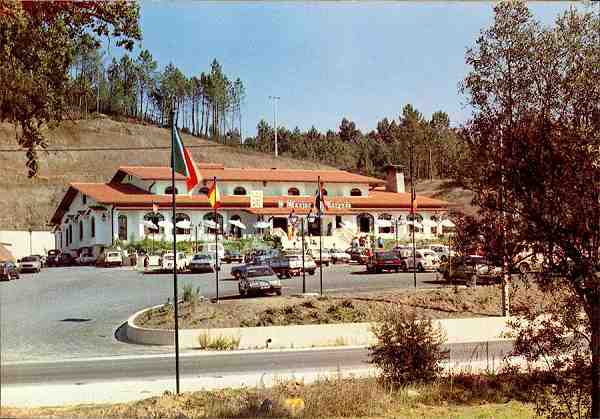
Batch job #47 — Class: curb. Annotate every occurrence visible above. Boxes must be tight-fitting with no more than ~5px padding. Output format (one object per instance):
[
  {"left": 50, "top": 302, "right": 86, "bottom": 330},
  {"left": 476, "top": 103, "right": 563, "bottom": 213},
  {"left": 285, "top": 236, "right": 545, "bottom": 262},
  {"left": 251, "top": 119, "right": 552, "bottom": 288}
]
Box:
[{"left": 125, "top": 305, "right": 513, "bottom": 350}]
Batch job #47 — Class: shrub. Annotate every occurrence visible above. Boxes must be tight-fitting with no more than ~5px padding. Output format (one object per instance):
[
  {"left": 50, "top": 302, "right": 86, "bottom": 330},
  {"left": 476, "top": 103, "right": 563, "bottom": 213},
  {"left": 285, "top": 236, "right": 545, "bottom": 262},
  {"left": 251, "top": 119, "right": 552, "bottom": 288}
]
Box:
[
  {"left": 369, "top": 308, "right": 448, "bottom": 387},
  {"left": 198, "top": 332, "right": 240, "bottom": 350}
]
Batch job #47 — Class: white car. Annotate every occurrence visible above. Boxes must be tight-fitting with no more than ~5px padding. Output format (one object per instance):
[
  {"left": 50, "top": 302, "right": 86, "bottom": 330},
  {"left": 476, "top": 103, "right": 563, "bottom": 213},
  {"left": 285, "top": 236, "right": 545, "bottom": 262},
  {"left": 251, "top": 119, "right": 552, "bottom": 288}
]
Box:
[
  {"left": 401, "top": 249, "right": 440, "bottom": 272},
  {"left": 18, "top": 256, "right": 41, "bottom": 273},
  {"left": 425, "top": 244, "right": 451, "bottom": 261},
  {"left": 99, "top": 251, "right": 123, "bottom": 267},
  {"left": 328, "top": 248, "right": 351, "bottom": 264},
  {"left": 162, "top": 252, "right": 190, "bottom": 272}
]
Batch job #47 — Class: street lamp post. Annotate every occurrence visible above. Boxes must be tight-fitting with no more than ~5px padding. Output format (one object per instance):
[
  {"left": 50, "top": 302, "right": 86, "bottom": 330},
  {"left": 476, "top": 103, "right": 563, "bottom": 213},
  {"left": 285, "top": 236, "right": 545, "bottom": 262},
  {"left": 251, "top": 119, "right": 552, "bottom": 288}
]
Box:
[
  {"left": 288, "top": 211, "right": 306, "bottom": 294},
  {"left": 269, "top": 96, "right": 280, "bottom": 157}
]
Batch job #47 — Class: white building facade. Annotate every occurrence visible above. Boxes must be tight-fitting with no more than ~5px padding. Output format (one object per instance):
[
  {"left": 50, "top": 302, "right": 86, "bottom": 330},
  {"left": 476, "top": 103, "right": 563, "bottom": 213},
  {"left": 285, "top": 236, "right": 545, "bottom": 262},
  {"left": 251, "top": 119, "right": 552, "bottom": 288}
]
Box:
[{"left": 50, "top": 164, "right": 451, "bottom": 256}]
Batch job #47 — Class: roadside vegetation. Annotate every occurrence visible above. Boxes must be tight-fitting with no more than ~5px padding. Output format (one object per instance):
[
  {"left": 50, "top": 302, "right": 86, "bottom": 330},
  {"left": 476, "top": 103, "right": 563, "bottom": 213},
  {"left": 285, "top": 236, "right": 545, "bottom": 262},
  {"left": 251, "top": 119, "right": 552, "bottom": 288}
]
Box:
[{"left": 138, "top": 282, "right": 549, "bottom": 330}]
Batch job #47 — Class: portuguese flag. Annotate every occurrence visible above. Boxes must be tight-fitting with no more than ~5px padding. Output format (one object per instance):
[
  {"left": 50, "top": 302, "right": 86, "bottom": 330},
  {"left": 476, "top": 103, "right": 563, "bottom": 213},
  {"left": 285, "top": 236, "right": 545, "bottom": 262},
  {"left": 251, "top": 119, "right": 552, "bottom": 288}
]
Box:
[
  {"left": 208, "top": 177, "right": 221, "bottom": 209},
  {"left": 171, "top": 118, "right": 201, "bottom": 191}
]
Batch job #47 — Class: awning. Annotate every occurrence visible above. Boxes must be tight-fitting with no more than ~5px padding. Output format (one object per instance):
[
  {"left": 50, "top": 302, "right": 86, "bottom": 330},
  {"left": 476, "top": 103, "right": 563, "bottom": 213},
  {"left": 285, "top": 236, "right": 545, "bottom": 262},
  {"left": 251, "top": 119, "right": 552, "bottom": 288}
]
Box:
[
  {"left": 141, "top": 220, "right": 158, "bottom": 230},
  {"left": 406, "top": 220, "right": 423, "bottom": 228},
  {"left": 203, "top": 220, "right": 218, "bottom": 229},
  {"left": 158, "top": 220, "right": 173, "bottom": 229},
  {"left": 421, "top": 219, "right": 439, "bottom": 228},
  {"left": 376, "top": 219, "right": 392, "bottom": 228},
  {"left": 441, "top": 219, "right": 456, "bottom": 228},
  {"left": 176, "top": 220, "right": 192, "bottom": 229},
  {"left": 229, "top": 220, "right": 247, "bottom": 230},
  {"left": 254, "top": 221, "right": 271, "bottom": 229},
  {"left": 340, "top": 221, "right": 357, "bottom": 230}
]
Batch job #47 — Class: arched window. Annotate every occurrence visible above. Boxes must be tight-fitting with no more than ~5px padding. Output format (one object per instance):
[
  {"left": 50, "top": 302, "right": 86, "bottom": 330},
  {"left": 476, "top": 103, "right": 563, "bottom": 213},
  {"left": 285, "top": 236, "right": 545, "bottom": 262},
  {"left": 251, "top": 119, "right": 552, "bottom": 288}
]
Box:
[
  {"left": 350, "top": 188, "right": 362, "bottom": 196},
  {"left": 377, "top": 213, "right": 393, "bottom": 234},
  {"left": 229, "top": 214, "right": 243, "bottom": 238},
  {"left": 164, "top": 186, "right": 178, "bottom": 195},
  {"left": 79, "top": 221, "right": 84, "bottom": 241},
  {"left": 203, "top": 212, "right": 224, "bottom": 234},
  {"left": 198, "top": 187, "right": 209, "bottom": 195},
  {"left": 407, "top": 213, "right": 423, "bottom": 233},
  {"left": 175, "top": 213, "right": 191, "bottom": 234},
  {"left": 356, "top": 213, "right": 374, "bottom": 233},
  {"left": 91, "top": 217, "right": 95, "bottom": 238},
  {"left": 233, "top": 186, "right": 247, "bottom": 196},
  {"left": 144, "top": 212, "right": 165, "bottom": 234},
  {"left": 288, "top": 187, "right": 300, "bottom": 196},
  {"left": 118, "top": 215, "right": 128, "bottom": 241}
]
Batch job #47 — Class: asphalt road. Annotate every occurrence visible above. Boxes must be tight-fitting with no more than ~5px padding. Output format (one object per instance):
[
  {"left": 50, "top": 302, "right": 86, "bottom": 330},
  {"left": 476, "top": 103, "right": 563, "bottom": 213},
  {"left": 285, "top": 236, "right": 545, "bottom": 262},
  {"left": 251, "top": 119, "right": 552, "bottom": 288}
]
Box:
[
  {"left": 1, "top": 264, "right": 443, "bottom": 362},
  {"left": 2, "top": 341, "right": 513, "bottom": 386}
]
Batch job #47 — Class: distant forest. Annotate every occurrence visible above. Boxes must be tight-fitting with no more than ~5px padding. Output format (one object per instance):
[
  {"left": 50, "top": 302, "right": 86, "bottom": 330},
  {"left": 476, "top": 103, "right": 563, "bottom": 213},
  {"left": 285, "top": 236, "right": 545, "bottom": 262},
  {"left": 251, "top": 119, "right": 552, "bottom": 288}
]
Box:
[{"left": 70, "top": 45, "right": 466, "bottom": 181}]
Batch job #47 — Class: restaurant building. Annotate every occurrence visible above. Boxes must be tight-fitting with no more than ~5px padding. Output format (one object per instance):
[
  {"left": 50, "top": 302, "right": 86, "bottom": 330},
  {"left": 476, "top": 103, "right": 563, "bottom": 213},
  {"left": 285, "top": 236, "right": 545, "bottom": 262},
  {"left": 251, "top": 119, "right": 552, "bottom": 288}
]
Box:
[{"left": 50, "top": 164, "right": 452, "bottom": 256}]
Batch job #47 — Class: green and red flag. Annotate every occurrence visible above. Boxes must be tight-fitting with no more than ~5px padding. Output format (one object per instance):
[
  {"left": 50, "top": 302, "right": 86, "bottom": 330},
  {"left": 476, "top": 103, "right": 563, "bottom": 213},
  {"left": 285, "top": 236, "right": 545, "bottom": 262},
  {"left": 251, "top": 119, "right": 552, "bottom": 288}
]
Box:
[{"left": 171, "top": 119, "right": 201, "bottom": 191}]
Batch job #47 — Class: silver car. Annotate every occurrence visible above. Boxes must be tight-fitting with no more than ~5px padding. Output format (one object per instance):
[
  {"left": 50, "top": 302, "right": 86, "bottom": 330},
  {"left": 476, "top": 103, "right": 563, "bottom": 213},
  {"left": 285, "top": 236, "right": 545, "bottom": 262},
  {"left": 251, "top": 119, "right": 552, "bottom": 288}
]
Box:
[
  {"left": 238, "top": 265, "right": 282, "bottom": 297},
  {"left": 19, "top": 255, "right": 41, "bottom": 273}
]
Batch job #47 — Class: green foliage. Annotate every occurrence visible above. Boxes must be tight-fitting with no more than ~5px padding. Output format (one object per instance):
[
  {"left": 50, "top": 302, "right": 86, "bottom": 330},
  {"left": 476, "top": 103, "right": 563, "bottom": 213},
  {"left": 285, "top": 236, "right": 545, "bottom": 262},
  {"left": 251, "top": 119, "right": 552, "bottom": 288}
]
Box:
[{"left": 369, "top": 308, "right": 448, "bottom": 387}]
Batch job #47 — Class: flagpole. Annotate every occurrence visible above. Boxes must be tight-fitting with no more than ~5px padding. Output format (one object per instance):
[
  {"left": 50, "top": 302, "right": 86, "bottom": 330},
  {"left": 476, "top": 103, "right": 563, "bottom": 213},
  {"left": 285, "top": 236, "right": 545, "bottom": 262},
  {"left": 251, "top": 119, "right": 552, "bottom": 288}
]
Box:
[
  {"left": 318, "top": 176, "right": 323, "bottom": 296},
  {"left": 170, "top": 111, "right": 181, "bottom": 395},
  {"left": 213, "top": 176, "right": 219, "bottom": 303}
]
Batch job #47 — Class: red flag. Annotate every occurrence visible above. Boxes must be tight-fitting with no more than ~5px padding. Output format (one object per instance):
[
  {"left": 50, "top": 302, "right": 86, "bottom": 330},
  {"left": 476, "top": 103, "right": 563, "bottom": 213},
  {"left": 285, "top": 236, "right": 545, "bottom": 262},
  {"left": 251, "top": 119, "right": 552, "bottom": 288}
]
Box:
[{"left": 182, "top": 146, "right": 201, "bottom": 191}]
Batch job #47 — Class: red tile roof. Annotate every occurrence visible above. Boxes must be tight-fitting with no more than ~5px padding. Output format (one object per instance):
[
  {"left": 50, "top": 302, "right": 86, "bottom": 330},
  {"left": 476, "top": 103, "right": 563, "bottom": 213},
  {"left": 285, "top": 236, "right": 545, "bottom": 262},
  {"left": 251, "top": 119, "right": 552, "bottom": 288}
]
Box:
[
  {"left": 112, "top": 165, "right": 385, "bottom": 185},
  {"left": 50, "top": 181, "right": 449, "bottom": 225}
]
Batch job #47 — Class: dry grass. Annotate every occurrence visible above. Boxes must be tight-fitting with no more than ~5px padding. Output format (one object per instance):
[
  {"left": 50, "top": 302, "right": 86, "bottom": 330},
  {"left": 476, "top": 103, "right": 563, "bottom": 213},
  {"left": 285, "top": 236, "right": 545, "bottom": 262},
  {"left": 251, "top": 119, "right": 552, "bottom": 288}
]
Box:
[
  {"left": 0, "top": 116, "right": 331, "bottom": 229},
  {"left": 138, "top": 281, "right": 548, "bottom": 330},
  {"left": 0, "top": 374, "right": 536, "bottom": 418},
  {"left": 413, "top": 179, "right": 476, "bottom": 215}
]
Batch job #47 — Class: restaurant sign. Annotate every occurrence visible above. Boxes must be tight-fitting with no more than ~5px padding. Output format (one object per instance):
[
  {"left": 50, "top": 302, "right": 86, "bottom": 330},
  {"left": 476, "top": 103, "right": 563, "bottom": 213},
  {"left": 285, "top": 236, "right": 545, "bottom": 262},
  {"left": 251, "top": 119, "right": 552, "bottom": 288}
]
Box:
[{"left": 277, "top": 199, "right": 351, "bottom": 210}]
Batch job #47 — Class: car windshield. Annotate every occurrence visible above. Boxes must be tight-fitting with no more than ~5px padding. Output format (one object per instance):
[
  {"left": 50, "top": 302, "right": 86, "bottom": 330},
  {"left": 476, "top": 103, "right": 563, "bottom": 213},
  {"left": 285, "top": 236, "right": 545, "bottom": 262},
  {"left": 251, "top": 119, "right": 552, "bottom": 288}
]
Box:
[
  {"left": 21, "top": 256, "right": 38, "bottom": 262},
  {"left": 193, "top": 255, "right": 210, "bottom": 261},
  {"left": 377, "top": 252, "right": 396, "bottom": 260},
  {"left": 246, "top": 267, "right": 274, "bottom": 277}
]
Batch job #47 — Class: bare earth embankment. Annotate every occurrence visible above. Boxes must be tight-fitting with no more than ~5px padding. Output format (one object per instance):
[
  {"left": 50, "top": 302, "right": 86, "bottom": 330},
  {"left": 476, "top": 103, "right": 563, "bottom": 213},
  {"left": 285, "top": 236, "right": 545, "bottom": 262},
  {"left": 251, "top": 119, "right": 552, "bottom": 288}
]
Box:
[{"left": 0, "top": 116, "right": 331, "bottom": 230}]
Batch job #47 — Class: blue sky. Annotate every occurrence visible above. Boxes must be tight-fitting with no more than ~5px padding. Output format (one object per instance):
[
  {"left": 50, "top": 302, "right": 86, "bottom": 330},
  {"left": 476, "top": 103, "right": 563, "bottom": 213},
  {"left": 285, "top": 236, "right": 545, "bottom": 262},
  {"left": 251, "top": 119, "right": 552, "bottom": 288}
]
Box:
[{"left": 131, "top": 1, "right": 584, "bottom": 136}]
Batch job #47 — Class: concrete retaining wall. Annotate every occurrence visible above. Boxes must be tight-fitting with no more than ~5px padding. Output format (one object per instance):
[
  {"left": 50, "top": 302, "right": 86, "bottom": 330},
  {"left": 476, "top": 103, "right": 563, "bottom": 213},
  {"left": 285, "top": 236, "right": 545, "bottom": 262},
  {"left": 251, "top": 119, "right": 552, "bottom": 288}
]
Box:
[
  {"left": 0, "top": 230, "right": 54, "bottom": 259},
  {"left": 126, "top": 305, "right": 513, "bottom": 350}
]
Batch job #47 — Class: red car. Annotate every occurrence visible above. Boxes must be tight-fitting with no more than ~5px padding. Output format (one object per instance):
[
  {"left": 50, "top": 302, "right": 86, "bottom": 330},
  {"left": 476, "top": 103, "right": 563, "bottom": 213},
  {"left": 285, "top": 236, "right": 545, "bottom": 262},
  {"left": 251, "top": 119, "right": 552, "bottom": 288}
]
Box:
[{"left": 366, "top": 251, "right": 405, "bottom": 273}]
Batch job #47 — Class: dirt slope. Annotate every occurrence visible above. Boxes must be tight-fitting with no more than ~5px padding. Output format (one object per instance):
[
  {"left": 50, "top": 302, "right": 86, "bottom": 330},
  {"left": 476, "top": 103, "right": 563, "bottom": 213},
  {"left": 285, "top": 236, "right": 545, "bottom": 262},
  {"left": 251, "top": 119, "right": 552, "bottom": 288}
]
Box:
[{"left": 0, "top": 116, "right": 330, "bottom": 230}]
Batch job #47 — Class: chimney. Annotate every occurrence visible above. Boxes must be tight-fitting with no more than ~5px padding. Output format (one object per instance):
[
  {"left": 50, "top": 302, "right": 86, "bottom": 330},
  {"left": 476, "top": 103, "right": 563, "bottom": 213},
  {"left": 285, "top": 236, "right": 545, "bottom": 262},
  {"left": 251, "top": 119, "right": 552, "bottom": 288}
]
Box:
[{"left": 385, "top": 164, "right": 405, "bottom": 193}]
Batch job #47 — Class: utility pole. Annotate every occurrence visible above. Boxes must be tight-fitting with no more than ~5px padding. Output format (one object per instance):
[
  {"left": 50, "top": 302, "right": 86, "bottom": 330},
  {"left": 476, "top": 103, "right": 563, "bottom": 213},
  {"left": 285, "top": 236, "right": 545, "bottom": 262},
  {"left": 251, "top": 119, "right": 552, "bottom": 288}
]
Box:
[{"left": 269, "top": 96, "right": 280, "bottom": 157}]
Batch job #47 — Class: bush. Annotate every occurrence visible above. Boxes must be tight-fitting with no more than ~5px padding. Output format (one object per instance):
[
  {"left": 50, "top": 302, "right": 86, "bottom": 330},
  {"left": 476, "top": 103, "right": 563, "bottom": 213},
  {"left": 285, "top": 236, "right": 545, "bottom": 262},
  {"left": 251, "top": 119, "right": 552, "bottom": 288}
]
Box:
[
  {"left": 369, "top": 308, "right": 448, "bottom": 387},
  {"left": 198, "top": 332, "right": 240, "bottom": 350}
]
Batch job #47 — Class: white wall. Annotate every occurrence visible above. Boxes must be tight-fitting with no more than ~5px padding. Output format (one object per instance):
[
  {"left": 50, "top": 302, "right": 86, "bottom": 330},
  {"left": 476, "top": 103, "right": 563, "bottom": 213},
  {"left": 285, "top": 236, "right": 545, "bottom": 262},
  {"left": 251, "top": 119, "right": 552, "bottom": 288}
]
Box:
[{"left": 0, "top": 231, "right": 55, "bottom": 259}]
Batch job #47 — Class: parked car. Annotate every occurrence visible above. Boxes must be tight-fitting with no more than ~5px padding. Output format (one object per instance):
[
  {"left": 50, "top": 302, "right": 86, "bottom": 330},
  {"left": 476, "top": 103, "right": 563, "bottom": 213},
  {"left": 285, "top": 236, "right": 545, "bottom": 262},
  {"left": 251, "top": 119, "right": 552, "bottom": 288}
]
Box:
[
  {"left": 231, "top": 263, "right": 253, "bottom": 280},
  {"left": 76, "top": 253, "right": 97, "bottom": 266},
  {"left": 398, "top": 248, "right": 440, "bottom": 272},
  {"left": 18, "top": 255, "right": 41, "bottom": 273},
  {"left": 0, "top": 261, "right": 20, "bottom": 281},
  {"left": 306, "top": 249, "right": 331, "bottom": 266},
  {"left": 366, "top": 251, "right": 405, "bottom": 273},
  {"left": 57, "top": 252, "right": 76, "bottom": 267},
  {"left": 46, "top": 249, "right": 61, "bottom": 267},
  {"left": 513, "top": 250, "right": 544, "bottom": 274},
  {"left": 425, "top": 244, "right": 451, "bottom": 262},
  {"left": 190, "top": 254, "right": 215, "bottom": 273},
  {"left": 269, "top": 254, "right": 315, "bottom": 278},
  {"left": 347, "top": 247, "right": 371, "bottom": 264},
  {"left": 222, "top": 250, "right": 243, "bottom": 264},
  {"left": 97, "top": 251, "right": 122, "bottom": 267},
  {"left": 328, "top": 248, "right": 351, "bottom": 264},
  {"left": 31, "top": 254, "right": 47, "bottom": 267},
  {"left": 203, "top": 243, "right": 225, "bottom": 262},
  {"left": 161, "top": 252, "right": 190, "bottom": 272},
  {"left": 238, "top": 265, "right": 282, "bottom": 297},
  {"left": 439, "top": 255, "right": 502, "bottom": 285}
]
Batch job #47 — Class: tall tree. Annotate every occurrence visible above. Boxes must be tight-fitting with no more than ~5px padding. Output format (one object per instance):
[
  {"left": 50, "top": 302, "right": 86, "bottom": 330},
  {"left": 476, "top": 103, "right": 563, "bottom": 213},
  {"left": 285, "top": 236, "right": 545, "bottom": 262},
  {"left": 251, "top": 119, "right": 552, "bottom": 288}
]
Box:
[
  {"left": 461, "top": 2, "right": 600, "bottom": 416},
  {"left": 0, "top": 0, "right": 141, "bottom": 176}
]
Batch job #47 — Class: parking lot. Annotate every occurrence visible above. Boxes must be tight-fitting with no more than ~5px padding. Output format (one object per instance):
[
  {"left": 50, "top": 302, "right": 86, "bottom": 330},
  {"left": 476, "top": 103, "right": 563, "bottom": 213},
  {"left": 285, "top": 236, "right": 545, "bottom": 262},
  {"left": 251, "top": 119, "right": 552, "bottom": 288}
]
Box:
[{"left": 1, "top": 263, "right": 442, "bottom": 362}]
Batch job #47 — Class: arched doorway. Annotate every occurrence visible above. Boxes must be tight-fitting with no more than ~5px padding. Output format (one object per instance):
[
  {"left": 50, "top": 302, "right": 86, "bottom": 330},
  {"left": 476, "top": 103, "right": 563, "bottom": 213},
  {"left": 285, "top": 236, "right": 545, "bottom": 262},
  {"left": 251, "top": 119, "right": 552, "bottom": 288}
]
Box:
[
  {"left": 229, "top": 214, "right": 243, "bottom": 238},
  {"left": 175, "top": 213, "right": 191, "bottom": 235},
  {"left": 203, "top": 212, "right": 224, "bottom": 234},
  {"left": 377, "top": 213, "right": 393, "bottom": 234},
  {"left": 144, "top": 212, "right": 165, "bottom": 234},
  {"left": 356, "top": 213, "right": 374, "bottom": 233}
]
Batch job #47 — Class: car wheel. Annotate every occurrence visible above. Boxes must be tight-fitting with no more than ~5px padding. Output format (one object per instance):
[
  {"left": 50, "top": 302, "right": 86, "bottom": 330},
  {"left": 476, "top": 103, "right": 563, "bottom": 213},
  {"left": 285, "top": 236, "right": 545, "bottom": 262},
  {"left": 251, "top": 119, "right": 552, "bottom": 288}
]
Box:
[
  {"left": 275, "top": 289, "right": 282, "bottom": 296},
  {"left": 519, "top": 263, "right": 530, "bottom": 274},
  {"left": 309, "top": 270, "right": 315, "bottom": 276},
  {"left": 417, "top": 264, "right": 424, "bottom": 273},
  {"left": 395, "top": 267, "right": 399, "bottom": 273}
]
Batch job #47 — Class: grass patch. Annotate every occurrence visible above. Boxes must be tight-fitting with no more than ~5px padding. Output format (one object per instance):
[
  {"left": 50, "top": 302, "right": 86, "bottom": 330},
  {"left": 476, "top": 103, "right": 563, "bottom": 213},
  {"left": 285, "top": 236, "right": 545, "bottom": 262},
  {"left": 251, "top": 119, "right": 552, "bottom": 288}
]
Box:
[
  {"left": 0, "top": 374, "right": 536, "bottom": 418},
  {"left": 198, "top": 332, "right": 240, "bottom": 350}
]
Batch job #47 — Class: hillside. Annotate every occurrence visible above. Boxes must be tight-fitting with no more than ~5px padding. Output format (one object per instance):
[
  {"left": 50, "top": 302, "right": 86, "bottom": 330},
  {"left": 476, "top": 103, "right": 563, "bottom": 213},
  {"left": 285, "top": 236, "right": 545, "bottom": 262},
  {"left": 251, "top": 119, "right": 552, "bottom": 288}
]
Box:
[
  {"left": 413, "top": 179, "right": 476, "bottom": 216},
  {"left": 0, "top": 116, "right": 331, "bottom": 230}
]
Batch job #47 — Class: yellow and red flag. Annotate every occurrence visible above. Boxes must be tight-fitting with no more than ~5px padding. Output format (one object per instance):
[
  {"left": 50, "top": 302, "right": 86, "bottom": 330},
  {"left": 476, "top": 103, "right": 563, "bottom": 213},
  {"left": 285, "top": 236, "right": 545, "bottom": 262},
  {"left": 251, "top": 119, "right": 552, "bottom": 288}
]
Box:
[{"left": 208, "top": 178, "right": 221, "bottom": 209}]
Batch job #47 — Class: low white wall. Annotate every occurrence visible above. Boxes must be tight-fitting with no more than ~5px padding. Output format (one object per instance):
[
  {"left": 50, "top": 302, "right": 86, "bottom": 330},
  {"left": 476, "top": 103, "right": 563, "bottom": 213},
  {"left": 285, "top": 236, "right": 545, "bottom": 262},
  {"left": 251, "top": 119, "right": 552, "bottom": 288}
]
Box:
[
  {"left": 0, "top": 230, "right": 55, "bottom": 259},
  {"left": 126, "top": 305, "right": 512, "bottom": 350}
]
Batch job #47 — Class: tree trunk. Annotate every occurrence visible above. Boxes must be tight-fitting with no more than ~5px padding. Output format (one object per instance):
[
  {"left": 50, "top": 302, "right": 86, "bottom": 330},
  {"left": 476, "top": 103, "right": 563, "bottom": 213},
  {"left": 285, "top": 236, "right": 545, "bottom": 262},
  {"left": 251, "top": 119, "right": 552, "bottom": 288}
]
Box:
[{"left": 591, "top": 297, "right": 600, "bottom": 419}]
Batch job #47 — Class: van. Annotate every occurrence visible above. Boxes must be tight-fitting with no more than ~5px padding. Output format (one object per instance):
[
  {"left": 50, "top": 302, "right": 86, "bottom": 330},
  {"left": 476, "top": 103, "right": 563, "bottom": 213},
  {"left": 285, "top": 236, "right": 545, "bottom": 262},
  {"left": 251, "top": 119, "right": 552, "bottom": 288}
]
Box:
[{"left": 204, "top": 243, "right": 225, "bottom": 262}]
